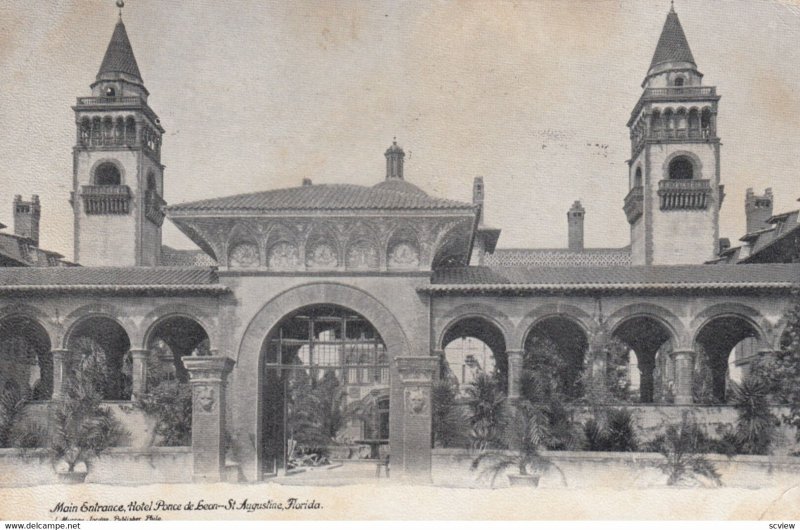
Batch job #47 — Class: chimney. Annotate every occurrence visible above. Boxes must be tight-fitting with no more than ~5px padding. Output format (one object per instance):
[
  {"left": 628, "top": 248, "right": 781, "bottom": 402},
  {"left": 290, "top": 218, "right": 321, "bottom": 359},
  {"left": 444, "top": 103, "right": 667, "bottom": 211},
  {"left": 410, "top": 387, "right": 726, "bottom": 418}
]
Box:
[
  {"left": 473, "top": 177, "right": 485, "bottom": 225},
  {"left": 384, "top": 138, "right": 404, "bottom": 180},
  {"left": 302, "top": 178, "right": 313, "bottom": 186},
  {"left": 13, "top": 194, "right": 40, "bottom": 247},
  {"left": 567, "top": 200, "right": 585, "bottom": 251},
  {"left": 745, "top": 187, "right": 774, "bottom": 234}
]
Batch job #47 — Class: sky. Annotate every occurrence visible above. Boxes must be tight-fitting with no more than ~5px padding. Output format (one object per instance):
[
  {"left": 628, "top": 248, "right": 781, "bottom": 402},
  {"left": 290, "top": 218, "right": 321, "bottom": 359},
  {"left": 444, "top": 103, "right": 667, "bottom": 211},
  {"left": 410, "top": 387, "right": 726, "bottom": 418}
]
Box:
[{"left": 1, "top": 0, "right": 800, "bottom": 258}]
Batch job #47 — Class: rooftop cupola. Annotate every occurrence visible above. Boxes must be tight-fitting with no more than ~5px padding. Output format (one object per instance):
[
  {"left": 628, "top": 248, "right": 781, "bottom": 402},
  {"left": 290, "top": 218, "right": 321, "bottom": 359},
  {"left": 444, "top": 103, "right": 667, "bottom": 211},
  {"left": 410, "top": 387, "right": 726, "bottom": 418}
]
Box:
[
  {"left": 384, "top": 139, "right": 405, "bottom": 180},
  {"left": 643, "top": 4, "right": 702, "bottom": 88}
]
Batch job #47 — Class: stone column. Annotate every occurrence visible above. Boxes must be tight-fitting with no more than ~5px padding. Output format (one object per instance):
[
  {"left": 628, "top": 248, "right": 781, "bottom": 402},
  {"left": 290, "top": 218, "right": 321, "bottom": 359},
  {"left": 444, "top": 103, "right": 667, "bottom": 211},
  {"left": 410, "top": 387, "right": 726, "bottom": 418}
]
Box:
[
  {"left": 638, "top": 359, "right": 655, "bottom": 403},
  {"left": 393, "top": 356, "right": 438, "bottom": 483},
  {"left": 129, "top": 349, "right": 149, "bottom": 399},
  {"left": 50, "top": 349, "right": 72, "bottom": 399},
  {"left": 182, "top": 356, "right": 235, "bottom": 483},
  {"left": 671, "top": 350, "right": 695, "bottom": 405},
  {"left": 507, "top": 350, "right": 523, "bottom": 400}
]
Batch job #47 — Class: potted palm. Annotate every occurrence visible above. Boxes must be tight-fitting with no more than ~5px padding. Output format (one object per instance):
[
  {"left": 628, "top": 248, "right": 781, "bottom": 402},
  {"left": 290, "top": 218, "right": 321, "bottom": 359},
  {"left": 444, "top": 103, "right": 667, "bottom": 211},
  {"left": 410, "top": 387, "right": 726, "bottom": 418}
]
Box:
[
  {"left": 470, "top": 398, "right": 558, "bottom": 487},
  {"left": 48, "top": 344, "right": 127, "bottom": 483}
]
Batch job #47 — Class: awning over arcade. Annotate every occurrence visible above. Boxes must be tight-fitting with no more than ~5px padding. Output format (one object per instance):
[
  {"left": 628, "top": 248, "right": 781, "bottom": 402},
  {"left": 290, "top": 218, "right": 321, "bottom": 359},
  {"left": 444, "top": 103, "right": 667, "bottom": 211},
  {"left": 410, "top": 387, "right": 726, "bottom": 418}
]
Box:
[{"left": 421, "top": 263, "right": 800, "bottom": 293}]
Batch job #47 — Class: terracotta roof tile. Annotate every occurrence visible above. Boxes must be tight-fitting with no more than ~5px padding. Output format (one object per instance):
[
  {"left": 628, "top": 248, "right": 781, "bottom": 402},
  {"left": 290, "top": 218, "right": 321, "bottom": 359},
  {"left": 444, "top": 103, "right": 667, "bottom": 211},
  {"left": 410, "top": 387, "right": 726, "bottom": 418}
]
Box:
[
  {"left": 97, "top": 20, "right": 142, "bottom": 81},
  {"left": 484, "top": 248, "right": 631, "bottom": 267},
  {"left": 426, "top": 264, "right": 800, "bottom": 292},
  {"left": 649, "top": 9, "right": 696, "bottom": 71},
  {"left": 167, "top": 183, "right": 474, "bottom": 213}
]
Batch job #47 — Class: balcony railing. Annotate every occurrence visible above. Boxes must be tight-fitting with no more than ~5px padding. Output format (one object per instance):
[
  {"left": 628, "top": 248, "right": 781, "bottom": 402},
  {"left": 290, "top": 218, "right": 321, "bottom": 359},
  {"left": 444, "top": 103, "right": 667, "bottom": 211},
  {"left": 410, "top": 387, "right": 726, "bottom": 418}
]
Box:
[
  {"left": 76, "top": 96, "right": 142, "bottom": 106},
  {"left": 81, "top": 185, "right": 131, "bottom": 215},
  {"left": 643, "top": 87, "right": 716, "bottom": 99},
  {"left": 623, "top": 186, "right": 643, "bottom": 224},
  {"left": 649, "top": 128, "right": 713, "bottom": 140},
  {"left": 657, "top": 179, "right": 711, "bottom": 210},
  {"left": 144, "top": 189, "right": 167, "bottom": 226}
]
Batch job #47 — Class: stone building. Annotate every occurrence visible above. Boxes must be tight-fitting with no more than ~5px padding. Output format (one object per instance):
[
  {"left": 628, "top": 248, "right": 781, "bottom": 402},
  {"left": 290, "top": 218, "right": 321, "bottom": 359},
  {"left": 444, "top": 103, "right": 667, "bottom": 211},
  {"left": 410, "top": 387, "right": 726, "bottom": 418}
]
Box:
[{"left": 0, "top": 6, "right": 798, "bottom": 485}]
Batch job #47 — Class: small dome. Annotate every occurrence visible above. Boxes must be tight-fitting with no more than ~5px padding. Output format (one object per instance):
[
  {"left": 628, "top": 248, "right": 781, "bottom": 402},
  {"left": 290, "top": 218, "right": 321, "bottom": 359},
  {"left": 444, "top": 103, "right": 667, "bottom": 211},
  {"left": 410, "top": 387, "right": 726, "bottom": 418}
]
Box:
[
  {"left": 372, "top": 179, "right": 428, "bottom": 197},
  {"left": 384, "top": 140, "right": 404, "bottom": 155}
]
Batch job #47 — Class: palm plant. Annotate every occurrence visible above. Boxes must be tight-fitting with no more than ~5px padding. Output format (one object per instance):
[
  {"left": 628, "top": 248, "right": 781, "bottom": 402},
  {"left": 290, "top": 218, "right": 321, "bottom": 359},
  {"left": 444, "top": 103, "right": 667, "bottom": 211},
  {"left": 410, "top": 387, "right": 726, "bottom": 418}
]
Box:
[
  {"left": 470, "top": 399, "right": 560, "bottom": 487},
  {"left": 432, "top": 378, "right": 467, "bottom": 448},
  {"left": 464, "top": 371, "right": 506, "bottom": 451},
  {"left": 653, "top": 412, "right": 722, "bottom": 487},
  {"left": 48, "top": 348, "right": 127, "bottom": 478},
  {"left": 728, "top": 373, "right": 778, "bottom": 455}
]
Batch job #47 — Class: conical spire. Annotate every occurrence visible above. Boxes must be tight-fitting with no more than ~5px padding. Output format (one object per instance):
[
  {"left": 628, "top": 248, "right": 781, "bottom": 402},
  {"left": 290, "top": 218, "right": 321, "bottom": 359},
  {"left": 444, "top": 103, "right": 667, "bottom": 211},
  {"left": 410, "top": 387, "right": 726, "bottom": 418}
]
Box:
[
  {"left": 97, "top": 19, "right": 142, "bottom": 82},
  {"left": 648, "top": 7, "right": 696, "bottom": 73}
]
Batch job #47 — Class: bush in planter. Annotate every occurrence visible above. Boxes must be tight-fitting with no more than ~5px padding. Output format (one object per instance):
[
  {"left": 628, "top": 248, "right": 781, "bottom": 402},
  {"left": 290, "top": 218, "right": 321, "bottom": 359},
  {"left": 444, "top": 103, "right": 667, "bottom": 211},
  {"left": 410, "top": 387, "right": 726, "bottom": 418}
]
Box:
[
  {"left": 727, "top": 370, "right": 780, "bottom": 455},
  {"left": 470, "top": 399, "right": 562, "bottom": 487},
  {"left": 136, "top": 379, "right": 192, "bottom": 446},
  {"left": 48, "top": 348, "right": 128, "bottom": 479}
]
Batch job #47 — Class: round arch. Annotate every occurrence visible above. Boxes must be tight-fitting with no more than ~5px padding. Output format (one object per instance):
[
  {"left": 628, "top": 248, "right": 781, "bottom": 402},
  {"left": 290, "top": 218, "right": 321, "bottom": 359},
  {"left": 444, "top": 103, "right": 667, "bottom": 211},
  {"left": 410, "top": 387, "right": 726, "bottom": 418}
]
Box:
[
  {"left": 513, "top": 304, "right": 594, "bottom": 351},
  {"left": 61, "top": 303, "right": 135, "bottom": 350},
  {"left": 0, "top": 313, "right": 53, "bottom": 400},
  {"left": 236, "top": 282, "right": 411, "bottom": 479}
]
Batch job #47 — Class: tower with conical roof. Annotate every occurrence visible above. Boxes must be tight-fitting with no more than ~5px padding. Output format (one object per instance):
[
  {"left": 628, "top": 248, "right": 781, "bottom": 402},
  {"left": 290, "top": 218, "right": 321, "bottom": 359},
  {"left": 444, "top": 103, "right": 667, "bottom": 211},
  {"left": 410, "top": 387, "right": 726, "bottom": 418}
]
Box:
[
  {"left": 625, "top": 5, "right": 722, "bottom": 265},
  {"left": 71, "top": 9, "right": 165, "bottom": 266}
]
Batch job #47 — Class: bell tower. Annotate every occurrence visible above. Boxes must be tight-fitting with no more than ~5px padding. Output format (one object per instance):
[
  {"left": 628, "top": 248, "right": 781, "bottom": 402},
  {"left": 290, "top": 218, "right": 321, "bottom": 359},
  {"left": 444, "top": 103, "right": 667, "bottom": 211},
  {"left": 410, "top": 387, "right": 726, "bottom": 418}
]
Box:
[
  {"left": 625, "top": 5, "right": 723, "bottom": 265},
  {"left": 71, "top": 6, "right": 165, "bottom": 266}
]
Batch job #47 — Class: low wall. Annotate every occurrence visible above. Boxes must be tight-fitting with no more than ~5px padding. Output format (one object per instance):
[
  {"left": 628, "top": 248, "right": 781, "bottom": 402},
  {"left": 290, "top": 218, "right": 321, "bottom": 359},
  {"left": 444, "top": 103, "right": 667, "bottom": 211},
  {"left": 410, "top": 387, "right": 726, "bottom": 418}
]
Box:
[
  {"left": 432, "top": 448, "right": 800, "bottom": 489},
  {"left": 23, "top": 401, "right": 159, "bottom": 447},
  {"left": 0, "top": 447, "right": 192, "bottom": 487},
  {"left": 568, "top": 404, "right": 797, "bottom": 451}
]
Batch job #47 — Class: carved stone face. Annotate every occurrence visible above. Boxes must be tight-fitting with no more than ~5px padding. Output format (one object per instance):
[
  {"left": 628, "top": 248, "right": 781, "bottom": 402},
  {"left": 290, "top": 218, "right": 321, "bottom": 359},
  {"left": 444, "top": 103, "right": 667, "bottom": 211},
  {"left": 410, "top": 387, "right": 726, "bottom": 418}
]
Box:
[
  {"left": 197, "top": 386, "right": 215, "bottom": 413},
  {"left": 406, "top": 387, "right": 427, "bottom": 415}
]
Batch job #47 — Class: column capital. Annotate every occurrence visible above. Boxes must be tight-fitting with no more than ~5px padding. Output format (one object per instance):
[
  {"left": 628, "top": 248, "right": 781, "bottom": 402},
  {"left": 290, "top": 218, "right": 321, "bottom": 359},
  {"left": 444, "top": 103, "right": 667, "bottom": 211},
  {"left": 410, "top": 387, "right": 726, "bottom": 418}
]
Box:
[
  {"left": 129, "top": 349, "right": 149, "bottom": 358},
  {"left": 182, "top": 356, "right": 235, "bottom": 385},
  {"left": 505, "top": 349, "right": 524, "bottom": 356},
  {"left": 670, "top": 349, "right": 695, "bottom": 359},
  {"left": 50, "top": 348, "right": 71, "bottom": 357},
  {"left": 394, "top": 356, "right": 437, "bottom": 384}
]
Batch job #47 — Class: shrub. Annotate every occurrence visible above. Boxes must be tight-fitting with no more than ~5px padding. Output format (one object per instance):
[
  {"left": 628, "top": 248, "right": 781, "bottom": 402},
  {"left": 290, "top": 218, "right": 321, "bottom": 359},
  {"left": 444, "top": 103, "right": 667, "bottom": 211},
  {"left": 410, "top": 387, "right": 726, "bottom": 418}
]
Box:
[
  {"left": 432, "top": 378, "right": 467, "bottom": 448},
  {"left": 136, "top": 379, "right": 192, "bottom": 446},
  {"left": 464, "top": 372, "right": 507, "bottom": 451},
  {"left": 583, "top": 408, "right": 639, "bottom": 452},
  {"left": 648, "top": 412, "right": 722, "bottom": 487},
  {"left": 728, "top": 371, "right": 779, "bottom": 455}
]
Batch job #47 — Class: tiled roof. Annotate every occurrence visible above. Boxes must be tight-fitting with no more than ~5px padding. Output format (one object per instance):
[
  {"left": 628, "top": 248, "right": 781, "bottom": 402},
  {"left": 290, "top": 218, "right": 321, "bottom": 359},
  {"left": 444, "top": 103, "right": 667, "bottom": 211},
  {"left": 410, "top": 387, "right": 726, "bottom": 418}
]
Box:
[
  {"left": 740, "top": 210, "right": 800, "bottom": 264},
  {"left": 0, "top": 267, "right": 228, "bottom": 295},
  {"left": 484, "top": 248, "right": 631, "bottom": 267},
  {"left": 649, "top": 9, "right": 696, "bottom": 71},
  {"left": 167, "top": 183, "right": 474, "bottom": 213},
  {"left": 97, "top": 20, "right": 142, "bottom": 81},
  {"left": 160, "top": 246, "right": 217, "bottom": 267},
  {"left": 424, "top": 264, "right": 800, "bottom": 293}
]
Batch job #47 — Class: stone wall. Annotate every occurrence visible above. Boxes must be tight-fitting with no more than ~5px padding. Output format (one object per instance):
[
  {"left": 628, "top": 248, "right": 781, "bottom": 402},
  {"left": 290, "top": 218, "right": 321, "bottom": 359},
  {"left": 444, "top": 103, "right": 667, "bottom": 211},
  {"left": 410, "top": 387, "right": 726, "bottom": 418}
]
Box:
[
  {"left": 0, "top": 447, "right": 192, "bottom": 487},
  {"left": 432, "top": 448, "right": 800, "bottom": 489}
]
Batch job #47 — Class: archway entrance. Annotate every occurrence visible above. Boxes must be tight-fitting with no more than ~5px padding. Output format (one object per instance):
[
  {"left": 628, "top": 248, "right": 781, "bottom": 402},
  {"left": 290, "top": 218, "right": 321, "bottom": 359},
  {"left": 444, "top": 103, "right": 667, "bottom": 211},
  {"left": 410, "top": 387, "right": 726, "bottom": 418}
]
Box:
[
  {"left": 695, "top": 316, "right": 763, "bottom": 403},
  {"left": 441, "top": 317, "right": 507, "bottom": 395},
  {"left": 66, "top": 316, "right": 131, "bottom": 400},
  {"left": 259, "top": 305, "right": 389, "bottom": 477},
  {"left": 523, "top": 316, "right": 588, "bottom": 400},
  {"left": 612, "top": 317, "right": 673, "bottom": 403},
  {"left": 0, "top": 316, "right": 52, "bottom": 400}
]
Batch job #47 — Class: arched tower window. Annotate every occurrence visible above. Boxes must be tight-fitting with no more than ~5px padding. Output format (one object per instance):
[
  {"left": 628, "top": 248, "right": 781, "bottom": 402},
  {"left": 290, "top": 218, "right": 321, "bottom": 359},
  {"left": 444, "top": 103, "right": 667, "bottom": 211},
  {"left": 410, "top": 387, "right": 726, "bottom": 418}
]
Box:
[
  {"left": 674, "top": 76, "right": 685, "bottom": 87},
  {"left": 146, "top": 171, "right": 157, "bottom": 191},
  {"left": 668, "top": 156, "right": 694, "bottom": 180},
  {"left": 94, "top": 162, "right": 121, "bottom": 186},
  {"left": 105, "top": 86, "right": 116, "bottom": 97},
  {"left": 634, "top": 167, "right": 643, "bottom": 188}
]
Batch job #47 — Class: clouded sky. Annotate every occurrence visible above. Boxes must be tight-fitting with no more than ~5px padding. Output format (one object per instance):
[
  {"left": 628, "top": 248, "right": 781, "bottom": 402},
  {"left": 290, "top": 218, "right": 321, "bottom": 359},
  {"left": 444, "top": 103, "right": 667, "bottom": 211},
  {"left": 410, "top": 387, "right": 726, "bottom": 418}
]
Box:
[{"left": 1, "top": 0, "right": 799, "bottom": 258}]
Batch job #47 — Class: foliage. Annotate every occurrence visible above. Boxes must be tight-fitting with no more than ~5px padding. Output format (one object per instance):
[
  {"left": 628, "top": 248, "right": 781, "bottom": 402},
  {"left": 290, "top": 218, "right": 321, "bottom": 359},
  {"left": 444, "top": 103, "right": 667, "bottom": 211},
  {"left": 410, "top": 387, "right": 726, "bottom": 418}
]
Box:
[
  {"left": 69, "top": 337, "right": 131, "bottom": 400},
  {"left": 770, "top": 289, "right": 800, "bottom": 441},
  {"left": 582, "top": 408, "right": 639, "bottom": 452},
  {"left": 647, "top": 412, "right": 722, "bottom": 487},
  {"left": 470, "top": 399, "right": 560, "bottom": 486},
  {"left": 463, "top": 371, "right": 507, "bottom": 451},
  {"left": 136, "top": 379, "right": 192, "bottom": 446},
  {"left": 287, "top": 370, "right": 348, "bottom": 453},
  {"left": 432, "top": 378, "right": 467, "bottom": 448},
  {"left": 0, "top": 386, "right": 44, "bottom": 449},
  {"left": 521, "top": 339, "right": 583, "bottom": 450},
  {"left": 692, "top": 348, "right": 718, "bottom": 405},
  {"left": 727, "top": 372, "right": 779, "bottom": 455},
  {"left": 48, "top": 348, "right": 128, "bottom": 472},
  {"left": 604, "top": 338, "right": 634, "bottom": 402}
]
